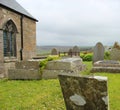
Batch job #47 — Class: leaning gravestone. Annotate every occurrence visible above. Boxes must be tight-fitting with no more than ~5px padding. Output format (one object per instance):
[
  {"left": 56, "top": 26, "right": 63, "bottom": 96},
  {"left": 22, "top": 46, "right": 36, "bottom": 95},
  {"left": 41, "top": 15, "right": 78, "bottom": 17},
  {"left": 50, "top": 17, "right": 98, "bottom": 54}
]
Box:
[
  {"left": 51, "top": 48, "right": 58, "bottom": 55},
  {"left": 58, "top": 74, "right": 109, "bottom": 110},
  {"left": 93, "top": 42, "right": 104, "bottom": 63}
]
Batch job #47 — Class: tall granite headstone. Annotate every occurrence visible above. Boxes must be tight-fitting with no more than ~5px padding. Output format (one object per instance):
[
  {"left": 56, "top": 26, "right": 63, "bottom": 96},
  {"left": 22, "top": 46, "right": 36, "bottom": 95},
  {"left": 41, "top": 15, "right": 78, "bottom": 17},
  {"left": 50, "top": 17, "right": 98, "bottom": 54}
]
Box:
[
  {"left": 93, "top": 42, "right": 104, "bottom": 63},
  {"left": 58, "top": 74, "right": 109, "bottom": 110}
]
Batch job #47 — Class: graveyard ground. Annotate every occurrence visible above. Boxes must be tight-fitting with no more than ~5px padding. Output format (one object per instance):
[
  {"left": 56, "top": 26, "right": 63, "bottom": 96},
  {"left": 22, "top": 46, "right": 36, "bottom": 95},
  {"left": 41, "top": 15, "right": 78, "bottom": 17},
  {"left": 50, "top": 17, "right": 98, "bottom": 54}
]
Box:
[{"left": 0, "top": 62, "right": 120, "bottom": 110}]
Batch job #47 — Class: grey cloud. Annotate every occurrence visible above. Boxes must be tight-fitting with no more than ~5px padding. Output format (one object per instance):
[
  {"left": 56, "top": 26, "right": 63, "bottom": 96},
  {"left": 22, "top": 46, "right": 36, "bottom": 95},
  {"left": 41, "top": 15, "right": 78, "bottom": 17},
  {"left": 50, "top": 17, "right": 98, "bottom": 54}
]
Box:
[{"left": 16, "top": 0, "right": 120, "bottom": 46}]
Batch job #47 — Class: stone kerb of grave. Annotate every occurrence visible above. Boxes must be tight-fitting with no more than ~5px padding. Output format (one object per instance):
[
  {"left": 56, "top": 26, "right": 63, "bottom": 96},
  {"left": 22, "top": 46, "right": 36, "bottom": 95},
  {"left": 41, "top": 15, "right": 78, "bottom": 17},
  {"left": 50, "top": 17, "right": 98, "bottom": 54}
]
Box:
[
  {"left": 93, "top": 42, "right": 104, "bottom": 63},
  {"left": 42, "top": 58, "right": 85, "bottom": 79},
  {"left": 58, "top": 74, "right": 109, "bottom": 110},
  {"left": 93, "top": 60, "right": 120, "bottom": 67},
  {"left": 91, "top": 60, "right": 120, "bottom": 73}
]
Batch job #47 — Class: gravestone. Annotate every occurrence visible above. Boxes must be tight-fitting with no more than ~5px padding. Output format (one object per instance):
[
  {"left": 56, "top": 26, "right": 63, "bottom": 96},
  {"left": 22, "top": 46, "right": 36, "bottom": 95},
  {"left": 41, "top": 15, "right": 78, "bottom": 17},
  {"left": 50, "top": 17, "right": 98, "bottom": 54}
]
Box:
[
  {"left": 51, "top": 48, "right": 58, "bottom": 55},
  {"left": 58, "top": 74, "right": 109, "bottom": 110},
  {"left": 72, "top": 46, "right": 80, "bottom": 56},
  {"left": 68, "top": 48, "right": 73, "bottom": 56},
  {"left": 110, "top": 42, "right": 120, "bottom": 60},
  {"left": 93, "top": 42, "right": 104, "bottom": 63}
]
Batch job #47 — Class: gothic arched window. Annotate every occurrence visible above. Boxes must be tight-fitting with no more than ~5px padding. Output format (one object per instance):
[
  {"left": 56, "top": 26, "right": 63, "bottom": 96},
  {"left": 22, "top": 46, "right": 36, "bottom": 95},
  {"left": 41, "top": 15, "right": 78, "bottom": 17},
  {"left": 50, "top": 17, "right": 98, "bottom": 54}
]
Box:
[{"left": 3, "top": 20, "right": 17, "bottom": 57}]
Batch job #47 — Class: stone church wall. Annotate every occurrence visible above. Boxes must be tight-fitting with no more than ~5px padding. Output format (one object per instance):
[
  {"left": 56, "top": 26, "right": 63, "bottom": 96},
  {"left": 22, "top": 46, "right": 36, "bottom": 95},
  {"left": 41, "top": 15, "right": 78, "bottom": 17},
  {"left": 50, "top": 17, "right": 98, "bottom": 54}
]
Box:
[{"left": 0, "top": 7, "right": 36, "bottom": 76}]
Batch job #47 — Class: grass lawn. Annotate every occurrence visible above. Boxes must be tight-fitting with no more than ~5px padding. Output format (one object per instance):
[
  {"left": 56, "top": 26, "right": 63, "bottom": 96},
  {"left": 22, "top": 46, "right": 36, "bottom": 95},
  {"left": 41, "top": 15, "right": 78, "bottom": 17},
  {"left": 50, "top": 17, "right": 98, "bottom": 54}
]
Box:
[{"left": 0, "top": 61, "right": 120, "bottom": 110}]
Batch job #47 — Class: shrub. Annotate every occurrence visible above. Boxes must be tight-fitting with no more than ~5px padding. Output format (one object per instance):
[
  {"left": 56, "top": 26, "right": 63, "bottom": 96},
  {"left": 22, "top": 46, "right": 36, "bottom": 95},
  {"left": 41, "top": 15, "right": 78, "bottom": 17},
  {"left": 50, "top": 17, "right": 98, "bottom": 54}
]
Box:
[
  {"left": 104, "top": 51, "right": 110, "bottom": 60},
  {"left": 80, "top": 53, "right": 93, "bottom": 61},
  {"left": 83, "top": 53, "right": 93, "bottom": 61},
  {"left": 80, "top": 53, "right": 85, "bottom": 59},
  {"left": 47, "top": 55, "right": 60, "bottom": 61},
  {"left": 39, "top": 55, "right": 60, "bottom": 73}
]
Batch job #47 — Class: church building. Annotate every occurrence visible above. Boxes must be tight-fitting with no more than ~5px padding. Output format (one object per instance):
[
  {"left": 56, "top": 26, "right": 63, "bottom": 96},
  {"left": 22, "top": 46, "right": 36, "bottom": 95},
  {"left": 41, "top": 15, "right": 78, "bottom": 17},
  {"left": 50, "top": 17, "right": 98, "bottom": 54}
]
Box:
[{"left": 0, "top": 0, "right": 38, "bottom": 77}]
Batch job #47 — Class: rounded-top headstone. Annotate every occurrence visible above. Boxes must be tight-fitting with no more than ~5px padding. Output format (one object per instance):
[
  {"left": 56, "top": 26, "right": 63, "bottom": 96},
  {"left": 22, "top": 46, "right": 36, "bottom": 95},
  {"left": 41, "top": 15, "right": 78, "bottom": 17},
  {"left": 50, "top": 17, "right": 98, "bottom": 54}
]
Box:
[
  {"left": 68, "top": 48, "right": 73, "bottom": 56},
  {"left": 110, "top": 42, "right": 120, "bottom": 60},
  {"left": 73, "top": 46, "right": 80, "bottom": 52},
  {"left": 93, "top": 42, "right": 104, "bottom": 63},
  {"left": 72, "top": 46, "right": 80, "bottom": 56},
  {"left": 51, "top": 48, "right": 58, "bottom": 55}
]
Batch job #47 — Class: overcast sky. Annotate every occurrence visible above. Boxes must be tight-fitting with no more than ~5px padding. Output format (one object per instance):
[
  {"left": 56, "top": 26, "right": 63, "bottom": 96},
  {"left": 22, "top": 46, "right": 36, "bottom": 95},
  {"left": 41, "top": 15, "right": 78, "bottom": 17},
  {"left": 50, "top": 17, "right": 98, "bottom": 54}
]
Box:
[{"left": 16, "top": 0, "right": 120, "bottom": 46}]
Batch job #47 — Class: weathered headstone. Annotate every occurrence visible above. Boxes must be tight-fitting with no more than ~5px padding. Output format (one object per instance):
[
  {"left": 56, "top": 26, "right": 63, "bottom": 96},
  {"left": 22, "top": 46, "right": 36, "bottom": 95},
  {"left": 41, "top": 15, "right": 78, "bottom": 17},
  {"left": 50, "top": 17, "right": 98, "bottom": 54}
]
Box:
[
  {"left": 51, "top": 48, "right": 58, "bottom": 55},
  {"left": 58, "top": 74, "right": 109, "bottom": 110},
  {"left": 110, "top": 42, "right": 120, "bottom": 60},
  {"left": 93, "top": 42, "right": 104, "bottom": 63},
  {"left": 72, "top": 46, "right": 80, "bottom": 56},
  {"left": 68, "top": 48, "right": 73, "bottom": 56}
]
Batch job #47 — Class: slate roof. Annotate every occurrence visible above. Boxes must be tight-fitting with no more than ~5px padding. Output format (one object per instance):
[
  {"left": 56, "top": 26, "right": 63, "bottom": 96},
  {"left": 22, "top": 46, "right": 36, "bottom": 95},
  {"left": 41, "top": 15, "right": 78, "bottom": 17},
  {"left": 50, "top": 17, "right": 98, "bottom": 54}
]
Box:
[{"left": 0, "top": 0, "right": 38, "bottom": 21}]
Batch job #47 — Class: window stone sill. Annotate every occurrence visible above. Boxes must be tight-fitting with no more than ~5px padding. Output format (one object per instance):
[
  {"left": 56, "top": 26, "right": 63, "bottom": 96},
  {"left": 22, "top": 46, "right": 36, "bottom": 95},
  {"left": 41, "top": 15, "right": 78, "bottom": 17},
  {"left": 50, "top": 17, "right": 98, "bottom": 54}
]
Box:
[{"left": 4, "top": 57, "right": 18, "bottom": 63}]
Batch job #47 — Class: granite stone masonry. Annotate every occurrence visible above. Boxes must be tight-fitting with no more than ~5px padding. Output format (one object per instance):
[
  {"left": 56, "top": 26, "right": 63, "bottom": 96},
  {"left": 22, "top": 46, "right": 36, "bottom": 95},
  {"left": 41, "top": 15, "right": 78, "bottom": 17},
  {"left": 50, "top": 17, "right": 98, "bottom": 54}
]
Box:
[
  {"left": 68, "top": 48, "right": 73, "bottom": 56},
  {"left": 0, "top": 0, "right": 37, "bottom": 77},
  {"left": 93, "top": 42, "right": 104, "bottom": 63},
  {"left": 72, "top": 46, "right": 80, "bottom": 56},
  {"left": 8, "top": 61, "right": 41, "bottom": 80},
  {"left": 51, "top": 48, "right": 58, "bottom": 55},
  {"left": 91, "top": 60, "right": 120, "bottom": 73},
  {"left": 15, "top": 61, "right": 40, "bottom": 69},
  {"left": 110, "top": 48, "right": 120, "bottom": 60},
  {"left": 42, "top": 58, "right": 85, "bottom": 79},
  {"left": 73, "top": 46, "right": 80, "bottom": 52},
  {"left": 45, "top": 58, "right": 83, "bottom": 71},
  {"left": 58, "top": 74, "right": 109, "bottom": 110}
]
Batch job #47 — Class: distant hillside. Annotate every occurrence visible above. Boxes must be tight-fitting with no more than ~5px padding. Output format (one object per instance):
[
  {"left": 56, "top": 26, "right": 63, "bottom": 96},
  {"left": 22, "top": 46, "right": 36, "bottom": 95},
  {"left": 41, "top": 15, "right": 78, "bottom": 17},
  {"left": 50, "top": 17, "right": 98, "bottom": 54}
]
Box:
[{"left": 36, "top": 45, "right": 93, "bottom": 55}]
